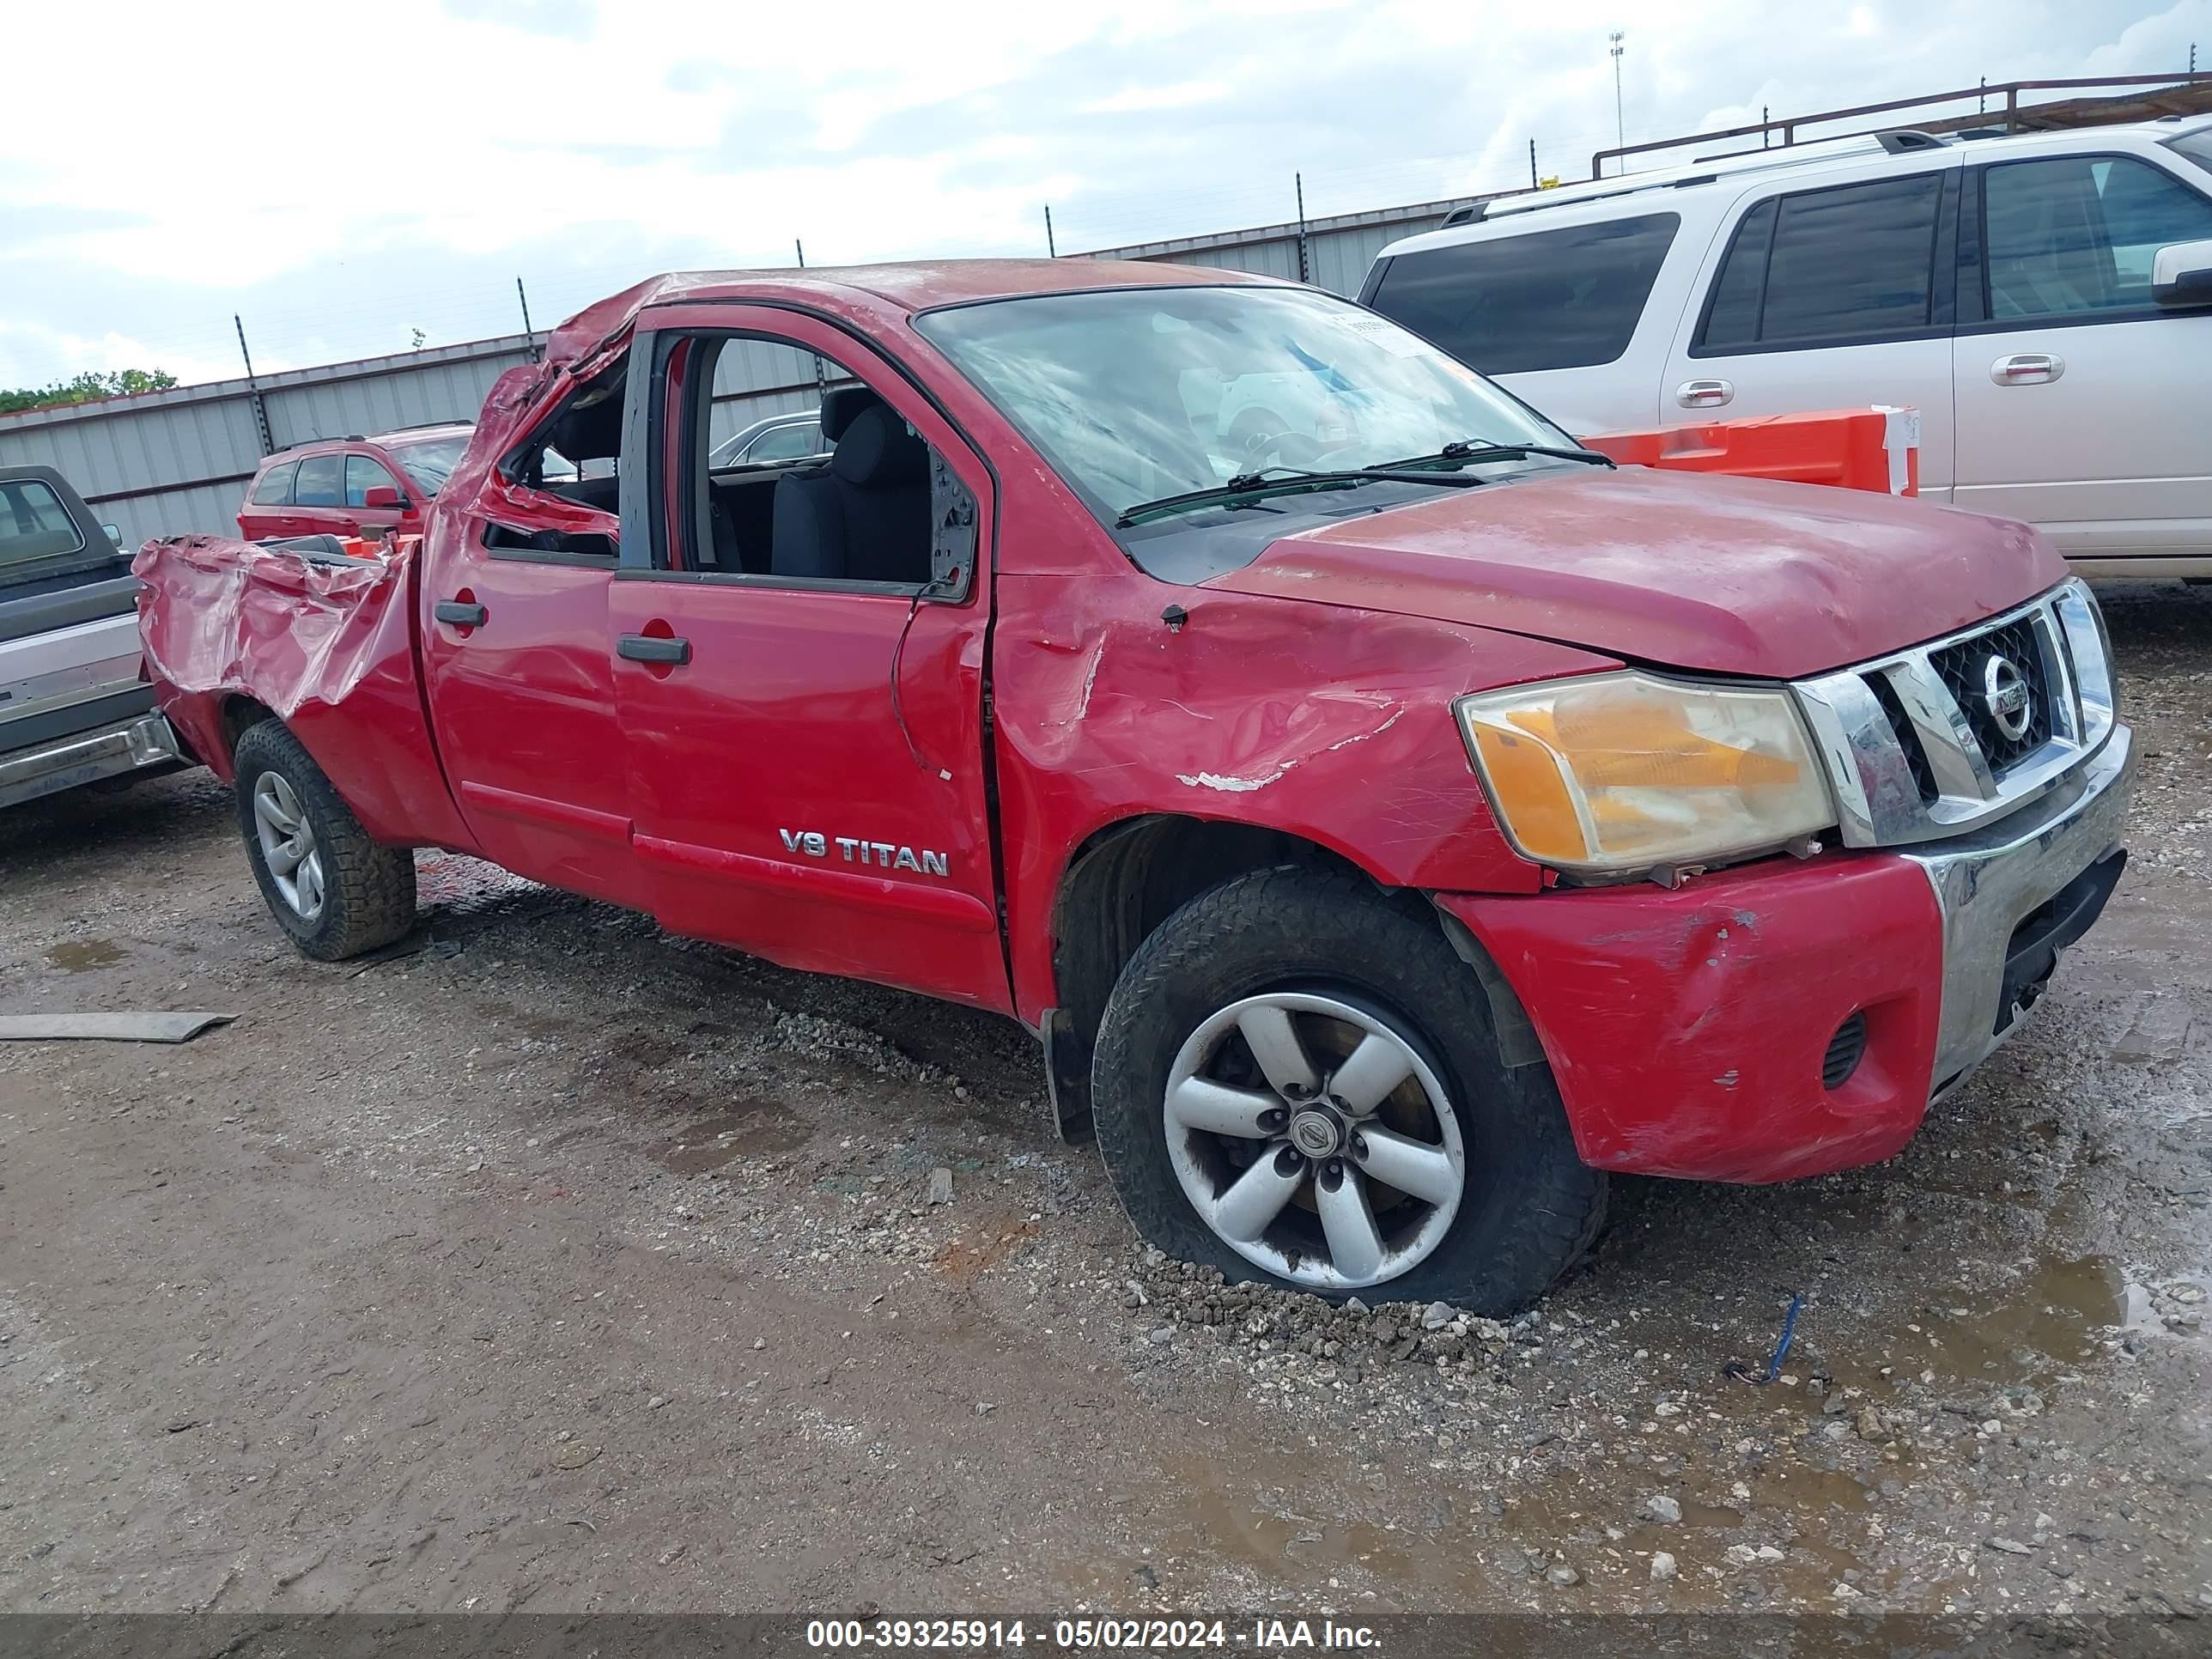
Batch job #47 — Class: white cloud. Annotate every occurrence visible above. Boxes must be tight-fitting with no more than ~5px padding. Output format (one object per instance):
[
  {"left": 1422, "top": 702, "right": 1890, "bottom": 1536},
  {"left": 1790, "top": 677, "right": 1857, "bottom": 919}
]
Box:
[
  {"left": 1083, "top": 81, "right": 1231, "bottom": 115},
  {"left": 0, "top": 320, "right": 239, "bottom": 392},
  {"left": 0, "top": 0, "right": 2200, "bottom": 385}
]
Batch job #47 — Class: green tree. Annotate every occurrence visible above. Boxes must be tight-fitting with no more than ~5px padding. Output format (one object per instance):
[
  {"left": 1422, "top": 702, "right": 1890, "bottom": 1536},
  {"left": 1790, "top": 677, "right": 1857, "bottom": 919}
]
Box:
[{"left": 0, "top": 368, "right": 179, "bottom": 416}]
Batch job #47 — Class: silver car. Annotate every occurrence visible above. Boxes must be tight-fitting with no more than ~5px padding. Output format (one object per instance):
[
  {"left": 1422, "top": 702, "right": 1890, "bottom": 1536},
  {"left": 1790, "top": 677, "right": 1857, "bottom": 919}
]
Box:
[{"left": 708, "top": 411, "right": 830, "bottom": 469}]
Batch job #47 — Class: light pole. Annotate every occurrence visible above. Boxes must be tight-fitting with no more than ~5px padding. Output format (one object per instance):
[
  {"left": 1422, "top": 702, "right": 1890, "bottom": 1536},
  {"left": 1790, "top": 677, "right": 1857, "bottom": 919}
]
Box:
[{"left": 1609, "top": 31, "right": 1626, "bottom": 156}]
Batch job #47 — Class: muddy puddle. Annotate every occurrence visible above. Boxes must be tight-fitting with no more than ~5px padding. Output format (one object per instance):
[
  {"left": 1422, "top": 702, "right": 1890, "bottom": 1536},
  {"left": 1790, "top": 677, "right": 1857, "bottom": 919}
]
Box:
[
  {"left": 1888, "top": 1255, "right": 2124, "bottom": 1384},
  {"left": 664, "top": 1099, "right": 813, "bottom": 1173},
  {"left": 46, "top": 939, "right": 123, "bottom": 972}
]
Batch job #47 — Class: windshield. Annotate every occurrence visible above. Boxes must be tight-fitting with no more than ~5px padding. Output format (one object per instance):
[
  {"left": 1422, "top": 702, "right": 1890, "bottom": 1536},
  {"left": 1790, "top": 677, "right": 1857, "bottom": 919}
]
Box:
[
  {"left": 915, "top": 285, "right": 1572, "bottom": 532},
  {"left": 388, "top": 435, "right": 470, "bottom": 496}
]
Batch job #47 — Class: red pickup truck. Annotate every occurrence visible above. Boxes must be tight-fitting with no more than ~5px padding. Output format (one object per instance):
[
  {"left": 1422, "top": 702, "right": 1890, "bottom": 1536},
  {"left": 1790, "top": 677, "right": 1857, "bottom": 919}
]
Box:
[{"left": 137, "top": 261, "right": 2132, "bottom": 1312}]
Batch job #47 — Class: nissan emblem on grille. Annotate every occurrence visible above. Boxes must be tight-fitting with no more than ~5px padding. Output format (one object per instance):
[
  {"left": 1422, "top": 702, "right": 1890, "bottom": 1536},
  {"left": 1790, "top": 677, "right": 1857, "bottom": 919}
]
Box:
[{"left": 1982, "top": 654, "right": 2033, "bottom": 742}]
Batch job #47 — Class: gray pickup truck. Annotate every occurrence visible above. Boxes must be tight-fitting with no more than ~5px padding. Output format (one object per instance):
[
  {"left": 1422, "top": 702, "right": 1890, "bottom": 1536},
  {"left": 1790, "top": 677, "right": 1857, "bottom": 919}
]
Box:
[{"left": 1, "top": 465, "right": 185, "bottom": 808}]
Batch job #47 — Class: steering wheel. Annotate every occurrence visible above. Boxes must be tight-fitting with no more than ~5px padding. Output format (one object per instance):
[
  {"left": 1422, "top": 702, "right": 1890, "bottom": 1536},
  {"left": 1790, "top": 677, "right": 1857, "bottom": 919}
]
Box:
[{"left": 1228, "top": 410, "right": 1321, "bottom": 471}]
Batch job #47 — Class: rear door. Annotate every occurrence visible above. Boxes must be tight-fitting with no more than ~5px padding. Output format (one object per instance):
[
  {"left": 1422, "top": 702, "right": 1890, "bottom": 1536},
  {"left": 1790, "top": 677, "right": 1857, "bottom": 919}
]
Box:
[
  {"left": 1660, "top": 159, "right": 1961, "bottom": 497},
  {"left": 289, "top": 452, "right": 349, "bottom": 536},
  {"left": 1951, "top": 148, "right": 2212, "bottom": 566},
  {"left": 607, "top": 307, "right": 1009, "bottom": 1012},
  {"left": 238, "top": 459, "right": 299, "bottom": 538},
  {"left": 417, "top": 356, "right": 642, "bottom": 906}
]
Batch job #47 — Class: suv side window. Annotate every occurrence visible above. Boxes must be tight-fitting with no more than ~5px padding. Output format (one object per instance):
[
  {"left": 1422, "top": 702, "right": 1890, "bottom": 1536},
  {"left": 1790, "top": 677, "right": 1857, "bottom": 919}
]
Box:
[
  {"left": 293, "top": 453, "right": 344, "bottom": 507},
  {"left": 1983, "top": 155, "right": 2212, "bottom": 319},
  {"left": 1365, "top": 213, "right": 1679, "bottom": 374},
  {"left": 1695, "top": 173, "right": 1946, "bottom": 353},
  {"left": 250, "top": 460, "right": 298, "bottom": 505},
  {"left": 344, "top": 455, "right": 402, "bottom": 506}
]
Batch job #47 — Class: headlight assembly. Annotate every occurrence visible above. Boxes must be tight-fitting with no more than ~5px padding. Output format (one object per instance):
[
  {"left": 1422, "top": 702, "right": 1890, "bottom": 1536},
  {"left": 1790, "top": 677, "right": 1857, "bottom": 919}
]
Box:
[{"left": 1455, "top": 672, "right": 1835, "bottom": 876}]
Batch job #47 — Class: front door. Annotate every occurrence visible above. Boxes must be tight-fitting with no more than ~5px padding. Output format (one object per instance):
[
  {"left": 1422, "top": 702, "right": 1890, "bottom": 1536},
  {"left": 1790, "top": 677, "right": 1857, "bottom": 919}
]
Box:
[
  {"left": 1952, "top": 150, "right": 2212, "bottom": 567},
  {"left": 607, "top": 307, "right": 1009, "bottom": 1012},
  {"left": 1661, "top": 162, "right": 1961, "bottom": 498},
  {"left": 418, "top": 358, "right": 642, "bottom": 907}
]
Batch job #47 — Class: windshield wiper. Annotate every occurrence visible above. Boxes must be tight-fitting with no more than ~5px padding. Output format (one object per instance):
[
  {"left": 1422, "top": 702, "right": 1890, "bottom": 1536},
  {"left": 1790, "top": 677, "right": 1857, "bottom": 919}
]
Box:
[
  {"left": 1116, "top": 466, "right": 1479, "bottom": 528},
  {"left": 1377, "top": 438, "right": 1616, "bottom": 472}
]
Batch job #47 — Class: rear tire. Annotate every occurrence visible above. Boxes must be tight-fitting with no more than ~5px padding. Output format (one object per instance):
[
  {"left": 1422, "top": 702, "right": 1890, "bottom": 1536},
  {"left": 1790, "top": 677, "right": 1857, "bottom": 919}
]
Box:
[
  {"left": 1091, "top": 866, "right": 1604, "bottom": 1314},
  {"left": 233, "top": 720, "right": 416, "bottom": 962}
]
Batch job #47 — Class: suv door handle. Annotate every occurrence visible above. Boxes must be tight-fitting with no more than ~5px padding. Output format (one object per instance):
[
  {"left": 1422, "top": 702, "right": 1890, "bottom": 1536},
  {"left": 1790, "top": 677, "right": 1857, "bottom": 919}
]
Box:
[
  {"left": 1674, "top": 378, "right": 1734, "bottom": 409},
  {"left": 1991, "top": 352, "right": 2063, "bottom": 386},
  {"left": 434, "top": 600, "right": 488, "bottom": 626},
  {"left": 617, "top": 633, "right": 692, "bottom": 665}
]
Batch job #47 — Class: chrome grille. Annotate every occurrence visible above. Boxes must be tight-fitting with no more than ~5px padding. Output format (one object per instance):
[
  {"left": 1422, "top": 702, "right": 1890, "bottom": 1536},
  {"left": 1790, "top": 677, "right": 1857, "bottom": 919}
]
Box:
[
  {"left": 1927, "top": 613, "right": 2051, "bottom": 773},
  {"left": 1791, "top": 580, "right": 2117, "bottom": 850}
]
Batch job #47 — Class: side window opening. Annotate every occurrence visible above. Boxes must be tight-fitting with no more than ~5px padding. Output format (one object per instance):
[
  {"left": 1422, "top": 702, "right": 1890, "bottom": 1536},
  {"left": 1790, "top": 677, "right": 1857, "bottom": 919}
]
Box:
[
  {"left": 1695, "top": 199, "right": 1777, "bottom": 353},
  {"left": 1693, "top": 173, "right": 1945, "bottom": 354},
  {"left": 1364, "top": 212, "right": 1679, "bottom": 374},
  {"left": 293, "top": 453, "right": 345, "bottom": 507},
  {"left": 1984, "top": 154, "right": 2212, "bottom": 319},
  {"left": 250, "top": 460, "right": 298, "bottom": 506},
  {"left": 343, "top": 455, "right": 401, "bottom": 507},
  {"left": 488, "top": 351, "right": 628, "bottom": 561},
  {"left": 0, "top": 478, "right": 88, "bottom": 566},
  {"left": 674, "top": 335, "right": 975, "bottom": 593}
]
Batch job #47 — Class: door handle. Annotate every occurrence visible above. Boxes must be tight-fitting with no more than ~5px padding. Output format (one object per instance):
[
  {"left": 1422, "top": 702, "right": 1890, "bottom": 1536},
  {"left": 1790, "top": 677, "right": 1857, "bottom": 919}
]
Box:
[
  {"left": 1991, "top": 352, "right": 2063, "bottom": 386},
  {"left": 1674, "top": 378, "right": 1734, "bottom": 409},
  {"left": 434, "top": 600, "right": 489, "bottom": 626},
  {"left": 617, "top": 633, "right": 692, "bottom": 665}
]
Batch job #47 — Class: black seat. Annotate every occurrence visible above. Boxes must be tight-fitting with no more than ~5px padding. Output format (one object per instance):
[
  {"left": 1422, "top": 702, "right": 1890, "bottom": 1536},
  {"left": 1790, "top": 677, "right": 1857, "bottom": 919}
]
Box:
[{"left": 769, "top": 390, "right": 932, "bottom": 584}]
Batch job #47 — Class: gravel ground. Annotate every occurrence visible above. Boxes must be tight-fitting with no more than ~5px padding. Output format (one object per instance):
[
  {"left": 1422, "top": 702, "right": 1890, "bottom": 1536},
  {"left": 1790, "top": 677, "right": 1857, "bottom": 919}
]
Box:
[{"left": 0, "top": 583, "right": 2206, "bottom": 1630}]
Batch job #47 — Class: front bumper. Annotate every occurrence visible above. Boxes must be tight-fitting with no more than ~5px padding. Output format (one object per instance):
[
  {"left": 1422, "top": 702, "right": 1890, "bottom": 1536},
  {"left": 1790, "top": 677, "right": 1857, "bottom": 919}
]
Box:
[
  {"left": 0, "top": 713, "right": 184, "bottom": 810},
  {"left": 1439, "top": 725, "right": 2133, "bottom": 1183},
  {"left": 1907, "top": 725, "right": 2133, "bottom": 1097}
]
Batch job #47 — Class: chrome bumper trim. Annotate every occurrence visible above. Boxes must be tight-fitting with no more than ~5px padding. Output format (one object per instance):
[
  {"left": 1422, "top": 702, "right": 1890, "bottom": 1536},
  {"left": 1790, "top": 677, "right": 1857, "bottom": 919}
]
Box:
[
  {"left": 1904, "top": 722, "right": 2134, "bottom": 1092},
  {"left": 0, "top": 714, "right": 182, "bottom": 810}
]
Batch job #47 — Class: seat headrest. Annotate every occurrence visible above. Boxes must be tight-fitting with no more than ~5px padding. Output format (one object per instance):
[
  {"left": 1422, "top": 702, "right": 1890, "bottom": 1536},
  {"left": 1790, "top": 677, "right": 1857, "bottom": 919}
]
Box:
[
  {"left": 818, "top": 386, "right": 880, "bottom": 442},
  {"left": 830, "top": 403, "right": 929, "bottom": 489}
]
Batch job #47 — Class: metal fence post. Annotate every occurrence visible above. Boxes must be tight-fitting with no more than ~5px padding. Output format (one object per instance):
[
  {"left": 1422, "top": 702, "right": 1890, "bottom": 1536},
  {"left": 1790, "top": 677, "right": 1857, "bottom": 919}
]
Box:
[
  {"left": 516, "top": 278, "right": 540, "bottom": 363},
  {"left": 234, "top": 315, "right": 274, "bottom": 456}
]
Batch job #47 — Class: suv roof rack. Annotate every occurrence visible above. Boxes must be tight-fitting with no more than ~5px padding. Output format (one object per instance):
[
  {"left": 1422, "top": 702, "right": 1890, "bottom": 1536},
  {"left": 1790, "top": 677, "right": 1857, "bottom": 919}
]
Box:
[
  {"left": 1470, "top": 130, "right": 1942, "bottom": 227},
  {"left": 1591, "top": 72, "right": 2211, "bottom": 178}
]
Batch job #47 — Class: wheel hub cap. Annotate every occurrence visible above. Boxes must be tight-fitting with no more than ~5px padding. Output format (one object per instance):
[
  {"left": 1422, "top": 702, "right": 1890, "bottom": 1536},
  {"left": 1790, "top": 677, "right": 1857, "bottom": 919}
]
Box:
[
  {"left": 1289, "top": 1105, "right": 1346, "bottom": 1158},
  {"left": 251, "top": 769, "right": 325, "bottom": 921},
  {"left": 1161, "top": 991, "right": 1468, "bottom": 1291}
]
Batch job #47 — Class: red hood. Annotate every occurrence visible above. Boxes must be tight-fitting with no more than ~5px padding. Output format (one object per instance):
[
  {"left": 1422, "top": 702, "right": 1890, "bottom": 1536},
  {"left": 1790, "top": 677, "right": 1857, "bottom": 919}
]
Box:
[{"left": 1206, "top": 467, "right": 2065, "bottom": 679}]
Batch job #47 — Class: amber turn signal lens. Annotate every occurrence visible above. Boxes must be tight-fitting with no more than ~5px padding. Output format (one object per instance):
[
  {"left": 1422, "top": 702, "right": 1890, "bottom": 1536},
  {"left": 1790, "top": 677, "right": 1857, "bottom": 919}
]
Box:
[{"left": 1455, "top": 672, "right": 1833, "bottom": 875}]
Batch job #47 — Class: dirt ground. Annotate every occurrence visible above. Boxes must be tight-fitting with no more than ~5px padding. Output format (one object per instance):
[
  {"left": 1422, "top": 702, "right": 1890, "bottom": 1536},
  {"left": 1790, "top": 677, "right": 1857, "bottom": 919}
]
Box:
[{"left": 2, "top": 584, "right": 2207, "bottom": 1636}]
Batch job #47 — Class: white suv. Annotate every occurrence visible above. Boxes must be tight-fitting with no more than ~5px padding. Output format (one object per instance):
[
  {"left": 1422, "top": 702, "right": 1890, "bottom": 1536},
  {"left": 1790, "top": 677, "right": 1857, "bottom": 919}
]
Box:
[{"left": 1362, "top": 116, "right": 2212, "bottom": 578}]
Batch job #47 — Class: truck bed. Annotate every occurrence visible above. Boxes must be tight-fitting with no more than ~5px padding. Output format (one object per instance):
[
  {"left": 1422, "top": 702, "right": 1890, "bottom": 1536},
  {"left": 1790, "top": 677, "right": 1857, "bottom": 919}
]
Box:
[{"left": 135, "top": 535, "right": 471, "bottom": 848}]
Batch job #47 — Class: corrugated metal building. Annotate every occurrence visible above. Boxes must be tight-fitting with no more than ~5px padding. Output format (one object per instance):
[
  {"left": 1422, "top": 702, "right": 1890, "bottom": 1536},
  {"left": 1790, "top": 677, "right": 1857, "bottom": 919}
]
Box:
[
  {"left": 1078, "top": 190, "right": 1504, "bottom": 293},
  {"left": 0, "top": 188, "right": 1489, "bottom": 546},
  {"left": 0, "top": 335, "right": 541, "bottom": 551}
]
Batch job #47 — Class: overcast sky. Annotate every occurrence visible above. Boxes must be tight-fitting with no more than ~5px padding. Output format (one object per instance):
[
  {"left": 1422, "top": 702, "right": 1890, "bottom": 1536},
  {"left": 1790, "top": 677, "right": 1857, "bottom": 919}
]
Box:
[{"left": 2, "top": 0, "right": 2203, "bottom": 387}]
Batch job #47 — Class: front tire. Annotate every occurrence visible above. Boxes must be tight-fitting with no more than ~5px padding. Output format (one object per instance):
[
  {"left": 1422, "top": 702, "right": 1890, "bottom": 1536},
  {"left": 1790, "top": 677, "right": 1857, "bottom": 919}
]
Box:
[
  {"left": 234, "top": 720, "right": 416, "bottom": 961},
  {"left": 1091, "top": 867, "right": 1603, "bottom": 1314}
]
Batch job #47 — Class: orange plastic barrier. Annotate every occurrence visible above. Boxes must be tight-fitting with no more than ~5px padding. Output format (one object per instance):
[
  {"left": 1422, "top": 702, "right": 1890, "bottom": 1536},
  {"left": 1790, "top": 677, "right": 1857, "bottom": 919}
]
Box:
[
  {"left": 336, "top": 532, "right": 423, "bottom": 561},
  {"left": 1581, "top": 406, "right": 1919, "bottom": 497}
]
